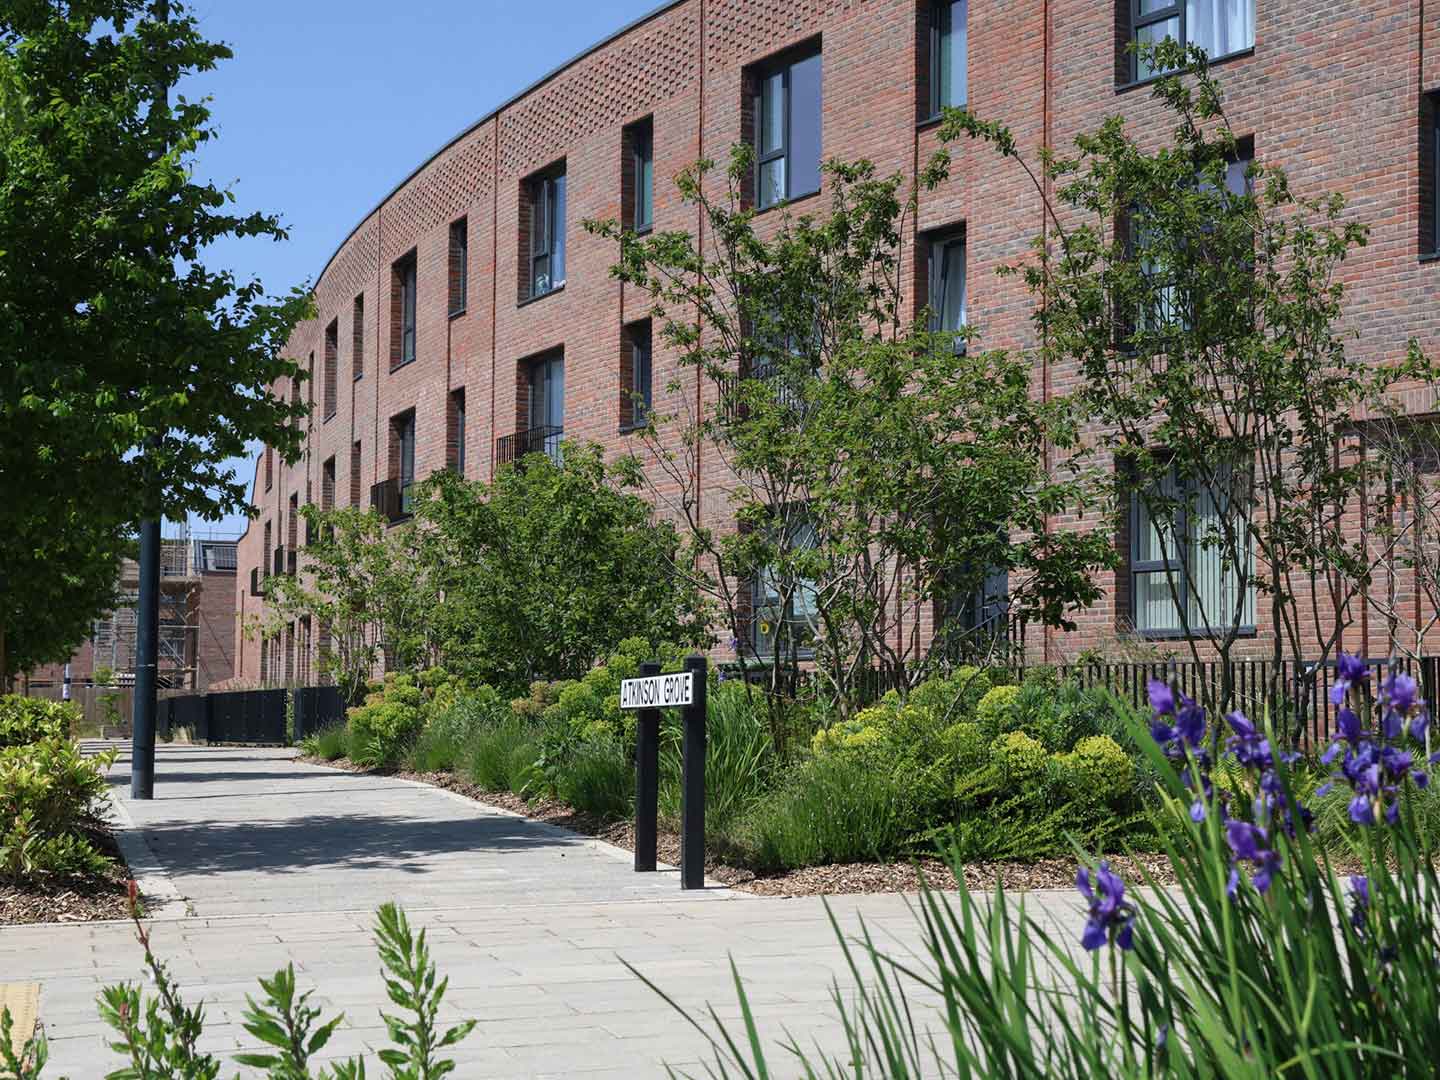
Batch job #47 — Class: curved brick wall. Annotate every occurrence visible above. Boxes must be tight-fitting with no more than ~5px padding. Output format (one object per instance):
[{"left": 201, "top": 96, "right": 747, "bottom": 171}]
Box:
[{"left": 233, "top": 0, "right": 1440, "bottom": 685}]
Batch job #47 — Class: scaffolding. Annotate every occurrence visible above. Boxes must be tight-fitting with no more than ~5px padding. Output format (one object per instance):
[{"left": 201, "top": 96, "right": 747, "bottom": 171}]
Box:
[{"left": 88, "top": 522, "right": 238, "bottom": 690}]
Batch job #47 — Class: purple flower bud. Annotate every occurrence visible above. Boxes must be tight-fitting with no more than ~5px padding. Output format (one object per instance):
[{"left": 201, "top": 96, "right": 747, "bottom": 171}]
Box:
[
  {"left": 1077, "top": 861, "right": 1135, "bottom": 951},
  {"left": 1410, "top": 709, "right": 1430, "bottom": 744},
  {"left": 1417, "top": 770, "right": 1430, "bottom": 789},
  {"left": 1148, "top": 679, "right": 1175, "bottom": 717},
  {"left": 1190, "top": 798, "right": 1207, "bottom": 822},
  {"left": 1384, "top": 672, "right": 1420, "bottom": 716},
  {"left": 1337, "top": 708, "right": 1362, "bottom": 745},
  {"left": 1227, "top": 710, "right": 1256, "bottom": 738},
  {"left": 1176, "top": 697, "right": 1206, "bottom": 748},
  {"left": 1349, "top": 795, "right": 1375, "bottom": 826},
  {"left": 1337, "top": 653, "right": 1368, "bottom": 684}
]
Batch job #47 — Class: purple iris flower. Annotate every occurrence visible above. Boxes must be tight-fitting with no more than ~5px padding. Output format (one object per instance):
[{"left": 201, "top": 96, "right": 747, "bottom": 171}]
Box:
[
  {"left": 1410, "top": 709, "right": 1430, "bottom": 744},
  {"left": 1384, "top": 672, "right": 1420, "bottom": 715},
  {"left": 1330, "top": 653, "right": 1369, "bottom": 705},
  {"left": 1148, "top": 679, "right": 1175, "bottom": 717},
  {"left": 1349, "top": 794, "right": 1376, "bottom": 826},
  {"left": 1226, "top": 819, "right": 1281, "bottom": 893},
  {"left": 1349, "top": 875, "right": 1370, "bottom": 934},
  {"left": 1337, "top": 707, "right": 1362, "bottom": 745},
  {"left": 1175, "top": 697, "right": 1206, "bottom": 748},
  {"left": 1077, "top": 861, "right": 1136, "bottom": 951}
]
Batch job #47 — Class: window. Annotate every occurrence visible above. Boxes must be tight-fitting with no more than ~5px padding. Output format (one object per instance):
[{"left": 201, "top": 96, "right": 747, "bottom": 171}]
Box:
[
  {"left": 525, "top": 167, "right": 567, "bottom": 300},
  {"left": 262, "top": 520, "right": 272, "bottom": 579},
  {"left": 927, "top": 230, "right": 967, "bottom": 353},
  {"left": 623, "top": 320, "right": 652, "bottom": 430},
  {"left": 264, "top": 447, "right": 273, "bottom": 491},
  {"left": 321, "top": 456, "right": 336, "bottom": 513},
  {"left": 751, "top": 517, "right": 818, "bottom": 657},
  {"left": 392, "top": 251, "right": 417, "bottom": 369},
  {"left": 1424, "top": 94, "right": 1440, "bottom": 257},
  {"left": 449, "top": 218, "right": 468, "bottom": 316},
  {"left": 751, "top": 45, "right": 822, "bottom": 210},
  {"left": 350, "top": 441, "right": 362, "bottom": 507},
  {"left": 1130, "top": 461, "right": 1255, "bottom": 636},
  {"left": 392, "top": 411, "right": 416, "bottom": 515},
  {"left": 1128, "top": 0, "right": 1254, "bottom": 82},
  {"left": 449, "top": 389, "right": 467, "bottom": 475},
  {"left": 287, "top": 492, "right": 299, "bottom": 552},
  {"left": 323, "top": 320, "right": 338, "bottom": 420},
  {"left": 927, "top": 0, "right": 968, "bottom": 118},
  {"left": 626, "top": 118, "right": 654, "bottom": 233},
  {"left": 528, "top": 352, "right": 564, "bottom": 461},
  {"left": 352, "top": 294, "right": 365, "bottom": 381}
]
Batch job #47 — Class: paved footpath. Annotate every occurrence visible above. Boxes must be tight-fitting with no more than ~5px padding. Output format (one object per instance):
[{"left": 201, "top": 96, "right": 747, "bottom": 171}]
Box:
[{"left": 0, "top": 745, "right": 1086, "bottom": 1077}]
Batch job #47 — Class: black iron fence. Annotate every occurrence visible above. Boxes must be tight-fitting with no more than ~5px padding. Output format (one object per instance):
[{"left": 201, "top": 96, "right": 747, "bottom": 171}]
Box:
[{"left": 157, "top": 685, "right": 348, "bottom": 746}]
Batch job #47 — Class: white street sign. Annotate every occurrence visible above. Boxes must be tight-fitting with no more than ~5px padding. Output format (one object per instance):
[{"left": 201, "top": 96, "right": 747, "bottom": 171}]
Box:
[{"left": 619, "top": 672, "right": 694, "bottom": 710}]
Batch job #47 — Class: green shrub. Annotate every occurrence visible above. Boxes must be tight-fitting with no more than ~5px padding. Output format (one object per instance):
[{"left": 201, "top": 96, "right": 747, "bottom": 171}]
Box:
[
  {"left": 467, "top": 715, "right": 535, "bottom": 793},
  {"left": 407, "top": 687, "right": 507, "bottom": 773},
  {"left": 0, "top": 738, "right": 114, "bottom": 881},
  {"left": 909, "top": 666, "right": 992, "bottom": 724},
  {"left": 300, "top": 724, "right": 348, "bottom": 762},
  {"left": 990, "top": 730, "right": 1047, "bottom": 786},
  {"left": 1054, "top": 735, "right": 1133, "bottom": 805},
  {"left": 660, "top": 681, "right": 774, "bottom": 835},
  {"left": 0, "top": 696, "right": 76, "bottom": 748},
  {"left": 941, "top": 721, "right": 988, "bottom": 774},
  {"left": 555, "top": 735, "right": 633, "bottom": 821},
  {"left": 347, "top": 674, "right": 425, "bottom": 769},
  {"left": 506, "top": 740, "right": 542, "bottom": 796},
  {"left": 975, "top": 685, "right": 1022, "bottom": 738},
  {"left": 743, "top": 750, "right": 910, "bottom": 871}
]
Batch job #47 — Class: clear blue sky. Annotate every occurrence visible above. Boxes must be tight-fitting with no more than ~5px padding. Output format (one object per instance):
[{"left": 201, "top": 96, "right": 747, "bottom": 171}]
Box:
[{"left": 183, "top": 0, "right": 662, "bottom": 535}]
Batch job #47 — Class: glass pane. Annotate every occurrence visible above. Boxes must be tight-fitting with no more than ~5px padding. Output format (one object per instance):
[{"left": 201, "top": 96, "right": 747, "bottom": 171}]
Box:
[
  {"left": 552, "top": 175, "right": 566, "bottom": 286},
  {"left": 759, "top": 157, "right": 785, "bottom": 208},
  {"left": 788, "top": 53, "right": 822, "bottom": 197},
  {"left": 938, "top": 238, "right": 966, "bottom": 332},
  {"left": 636, "top": 138, "right": 653, "bottom": 228},
  {"left": 1186, "top": 470, "right": 1253, "bottom": 629},
  {"left": 1186, "top": 0, "right": 1254, "bottom": 58},
  {"left": 1224, "top": 153, "right": 1252, "bottom": 196},
  {"left": 633, "top": 339, "right": 652, "bottom": 418},
  {"left": 531, "top": 182, "right": 548, "bottom": 254},
  {"left": 1136, "top": 16, "right": 1180, "bottom": 78},
  {"left": 532, "top": 253, "right": 550, "bottom": 297},
  {"left": 529, "top": 364, "right": 546, "bottom": 430},
  {"left": 1135, "top": 570, "right": 1181, "bottom": 632},
  {"left": 548, "top": 358, "right": 564, "bottom": 429},
  {"left": 1134, "top": 468, "right": 1181, "bottom": 564},
  {"left": 760, "top": 72, "right": 784, "bottom": 154},
  {"left": 1137, "top": 0, "right": 1173, "bottom": 11},
  {"left": 938, "top": 0, "right": 967, "bottom": 108}
]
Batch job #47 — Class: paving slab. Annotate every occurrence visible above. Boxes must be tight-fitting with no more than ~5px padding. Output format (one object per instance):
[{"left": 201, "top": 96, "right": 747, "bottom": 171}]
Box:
[{"left": 0, "top": 743, "right": 1090, "bottom": 1077}]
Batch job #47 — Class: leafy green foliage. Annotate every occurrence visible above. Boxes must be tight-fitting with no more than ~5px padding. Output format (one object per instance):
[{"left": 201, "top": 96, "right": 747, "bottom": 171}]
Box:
[
  {"left": 0, "top": 738, "right": 114, "bottom": 881},
  {"left": 974, "top": 684, "right": 1022, "bottom": 738},
  {"left": 659, "top": 681, "right": 775, "bottom": 837},
  {"left": 0, "top": 1, "right": 312, "bottom": 675},
  {"left": 554, "top": 735, "right": 633, "bottom": 821},
  {"left": 0, "top": 1004, "right": 46, "bottom": 1079},
  {"left": 232, "top": 964, "right": 345, "bottom": 1077},
  {"left": 346, "top": 675, "right": 426, "bottom": 770},
  {"left": 0, "top": 697, "right": 76, "bottom": 747}
]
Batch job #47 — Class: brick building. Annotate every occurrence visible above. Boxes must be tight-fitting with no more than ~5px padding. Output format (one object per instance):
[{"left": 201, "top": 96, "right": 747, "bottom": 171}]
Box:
[{"left": 234, "top": 0, "right": 1440, "bottom": 684}]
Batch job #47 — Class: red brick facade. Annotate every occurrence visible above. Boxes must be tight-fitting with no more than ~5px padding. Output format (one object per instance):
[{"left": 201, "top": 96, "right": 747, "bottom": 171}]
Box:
[{"left": 234, "top": 0, "right": 1440, "bottom": 683}]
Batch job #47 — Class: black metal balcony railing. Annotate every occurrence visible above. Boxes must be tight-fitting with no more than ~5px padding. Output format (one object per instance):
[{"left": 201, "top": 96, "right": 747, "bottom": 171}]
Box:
[
  {"left": 496, "top": 425, "right": 563, "bottom": 467},
  {"left": 369, "top": 478, "right": 409, "bottom": 523}
]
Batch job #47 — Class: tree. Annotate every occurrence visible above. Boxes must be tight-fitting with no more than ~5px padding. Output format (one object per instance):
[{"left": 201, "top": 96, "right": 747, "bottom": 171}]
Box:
[
  {"left": 942, "top": 41, "right": 1436, "bottom": 726},
  {"left": 0, "top": 1, "right": 310, "bottom": 677},
  {"left": 415, "top": 445, "right": 707, "bottom": 690},
  {"left": 586, "top": 152, "right": 1113, "bottom": 716}
]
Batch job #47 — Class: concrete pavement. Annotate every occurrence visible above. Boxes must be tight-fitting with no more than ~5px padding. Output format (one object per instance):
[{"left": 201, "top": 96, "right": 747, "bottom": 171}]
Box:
[{"left": 0, "top": 745, "right": 1088, "bottom": 1077}]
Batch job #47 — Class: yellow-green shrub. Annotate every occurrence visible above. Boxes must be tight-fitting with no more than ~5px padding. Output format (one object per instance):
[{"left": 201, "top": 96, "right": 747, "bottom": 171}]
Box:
[
  {"left": 991, "top": 730, "right": 1047, "bottom": 786},
  {"left": 1055, "top": 735, "right": 1134, "bottom": 804},
  {"left": 941, "top": 721, "right": 989, "bottom": 773},
  {"left": 0, "top": 696, "right": 77, "bottom": 748},
  {"left": 347, "top": 674, "right": 426, "bottom": 768},
  {"left": 0, "top": 738, "right": 115, "bottom": 880},
  {"left": 910, "top": 667, "right": 992, "bottom": 723},
  {"left": 976, "top": 685, "right": 1022, "bottom": 737}
]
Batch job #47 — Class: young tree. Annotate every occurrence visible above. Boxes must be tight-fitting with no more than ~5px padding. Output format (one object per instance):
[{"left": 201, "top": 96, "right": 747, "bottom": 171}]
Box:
[
  {"left": 0, "top": 1, "right": 311, "bottom": 676},
  {"left": 941, "top": 42, "right": 1435, "bottom": 727},
  {"left": 414, "top": 444, "right": 708, "bottom": 691},
  {"left": 587, "top": 152, "right": 1112, "bottom": 716}
]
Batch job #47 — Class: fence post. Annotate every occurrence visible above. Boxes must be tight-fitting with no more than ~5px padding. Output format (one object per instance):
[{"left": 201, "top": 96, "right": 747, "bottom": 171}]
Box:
[
  {"left": 680, "top": 654, "right": 708, "bottom": 890},
  {"left": 634, "top": 661, "right": 661, "bottom": 873}
]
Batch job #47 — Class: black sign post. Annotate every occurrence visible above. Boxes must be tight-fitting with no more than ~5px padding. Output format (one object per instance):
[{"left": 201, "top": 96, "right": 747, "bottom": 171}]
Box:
[
  {"left": 633, "top": 661, "right": 661, "bottom": 873},
  {"left": 618, "top": 655, "right": 707, "bottom": 889},
  {"left": 680, "top": 654, "right": 707, "bottom": 890}
]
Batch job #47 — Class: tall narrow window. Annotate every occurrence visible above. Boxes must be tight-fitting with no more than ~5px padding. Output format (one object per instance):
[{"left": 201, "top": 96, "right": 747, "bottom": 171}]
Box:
[
  {"left": 623, "top": 320, "right": 653, "bottom": 430},
  {"left": 321, "top": 456, "right": 336, "bottom": 512},
  {"left": 350, "top": 441, "right": 362, "bottom": 507},
  {"left": 928, "top": 1, "right": 967, "bottom": 117},
  {"left": 1130, "top": 462, "right": 1255, "bottom": 635},
  {"left": 323, "top": 320, "right": 338, "bottom": 420},
  {"left": 449, "top": 218, "right": 468, "bottom": 316},
  {"left": 264, "top": 447, "right": 273, "bottom": 491},
  {"left": 626, "top": 118, "right": 654, "bottom": 233},
  {"left": 449, "top": 389, "right": 467, "bottom": 475},
  {"left": 528, "top": 352, "right": 564, "bottom": 461},
  {"left": 392, "top": 251, "right": 417, "bottom": 369},
  {"left": 1128, "top": 0, "right": 1254, "bottom": 82},
  {"left": 751, "top": 46, "right": 822, "bottom": 210},
  {"left": 392, "top": 411, "right": 416, "bottom": 515},
  {"left": 1424, "top": 93, "right": 1440, "bottom": 257},
  {"left": 262, "top": 521, "right": 272, "bottom": 579},
  {"left": 352, "top": 293, "right": 365, "bottom": 381},
  {"left": 928, "top": 231, "right": 967, "bottom": 353},
  {"left": 525, "top": 167, "right": 567, "bottom": 300}
]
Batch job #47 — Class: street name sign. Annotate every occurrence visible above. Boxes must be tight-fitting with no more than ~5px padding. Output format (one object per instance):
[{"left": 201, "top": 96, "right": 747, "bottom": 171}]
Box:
[{"left": 619, "top": 671, "right": 694, "bottom": 710}]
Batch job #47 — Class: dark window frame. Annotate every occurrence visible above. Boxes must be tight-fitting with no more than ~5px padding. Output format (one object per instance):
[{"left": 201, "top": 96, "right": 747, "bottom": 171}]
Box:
[
  {"left": 622, "top": 320, "right": 653, "bottom": 431},
  {"left": 629, "top": 118, "right": 654, "bottom": 234},
  {"left": 926, "top": 0, "right": 968, "bottom": 120},
  {"left": 393, "top": 251, "right": 418, "bottom": 370},
  {"left": 352, "top": 293, "right": 365, "bottom": 382},
  {"left": 323, "top": 319, "right": 339, "bottom": 421},
  {"left": 525, "top": 166, "right": 567, "bottom": 302},
  {"left": 392, "top": 410, "right": 417, "bottom": 516},
  {"left": 1124, "top": 0, "right": 1255, "bottom": 85},
  {"left": 926, "top": 227, "right": 968, "bottom": 354},
  {"left": 449, "top": 218, "right": 468, "bottom": 317},
  {"left": 751, "top": 42, "right": 823, "bottom": 211},
  {"left": 449, "top": 388, "right": 467, "bottom": 476}
]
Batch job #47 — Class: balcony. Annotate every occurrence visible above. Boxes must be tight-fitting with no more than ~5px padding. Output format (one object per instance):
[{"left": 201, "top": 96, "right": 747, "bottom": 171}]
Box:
[
  {"left": 496, "top": 425, "right": 563, "bottom": 467},
  {"left": 370, "top": 478, "right": 411, "bottom": 523}
]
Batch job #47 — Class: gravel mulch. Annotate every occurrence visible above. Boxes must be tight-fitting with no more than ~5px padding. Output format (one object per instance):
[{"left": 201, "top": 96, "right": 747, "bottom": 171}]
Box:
[
  {"left": 0, "top": 828, "right": 133, "bottom": 925},
  {"left": 304, "top": 755, "right": 1182, "bottom": 897}
]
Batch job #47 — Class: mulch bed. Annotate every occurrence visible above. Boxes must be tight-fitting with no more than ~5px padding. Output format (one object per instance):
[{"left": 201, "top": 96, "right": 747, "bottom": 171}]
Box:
[
  {"left": 306, "top": 755, "right": 1183, "bottom": 896},
  {"left": 0, "top": 827, "right": 133, "bottom": 925}
]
